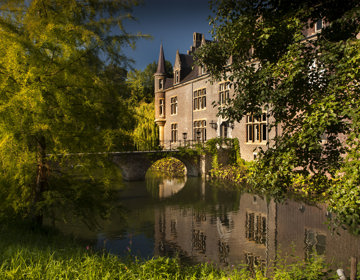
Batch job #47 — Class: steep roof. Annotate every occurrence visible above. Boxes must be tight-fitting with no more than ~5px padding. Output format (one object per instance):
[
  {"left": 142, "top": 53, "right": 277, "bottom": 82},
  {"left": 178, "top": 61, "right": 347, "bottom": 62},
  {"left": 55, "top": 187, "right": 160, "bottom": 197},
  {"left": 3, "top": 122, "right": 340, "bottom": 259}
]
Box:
[
  {"left": 164, "top": 78, "right": 174, "bottom": 89},
  {"left": 155, "top": 44, "right": 165, "bottom": 74},
  {"left": 179, "top": 53, "right": 194, "bottom": 79},
  {"left": 181, "top": 65, "right": 200, "bottom": 83},
  {"left": 158, "top": 33, "right": 211, "bottom": 89}
]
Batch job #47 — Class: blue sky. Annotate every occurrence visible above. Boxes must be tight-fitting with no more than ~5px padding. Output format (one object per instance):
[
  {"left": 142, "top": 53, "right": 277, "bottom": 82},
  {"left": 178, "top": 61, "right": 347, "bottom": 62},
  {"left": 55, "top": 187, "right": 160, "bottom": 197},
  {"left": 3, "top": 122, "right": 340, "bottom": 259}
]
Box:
[{"left": 123, "top": 0, "right": 213, "bottom": 70}]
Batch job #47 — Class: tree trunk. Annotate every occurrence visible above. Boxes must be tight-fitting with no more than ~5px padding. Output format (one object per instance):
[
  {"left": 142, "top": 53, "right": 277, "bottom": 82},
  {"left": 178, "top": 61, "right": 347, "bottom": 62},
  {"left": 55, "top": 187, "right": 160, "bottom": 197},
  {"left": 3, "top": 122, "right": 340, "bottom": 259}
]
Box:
[{"left": 32, "top": 135, "right": 47, "bottom": 227}]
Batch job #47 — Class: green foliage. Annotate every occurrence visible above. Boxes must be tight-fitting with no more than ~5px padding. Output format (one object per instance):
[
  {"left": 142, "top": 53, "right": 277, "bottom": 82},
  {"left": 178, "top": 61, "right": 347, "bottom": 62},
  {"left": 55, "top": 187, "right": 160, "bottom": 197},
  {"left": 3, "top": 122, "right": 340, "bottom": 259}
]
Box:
[
  {"left": 150, "top": 157, "right": 186, "bottom": 177},
  {"left": 177, "top": 145, "right": 203, "bottom": 157},
  {"left": 132, "top": 102, "right": 159, "bottom": 151},
  {"left": 0, "top": 0, "right": 142, "bottom": 222},
  {"left": 127, "top": 60, "right": 172, "bottom": 151},
  {"left": 205, "top": 137, "right": 239, "bottom": 167},
  {"left": 197, "top": 0, "right": 360, "bottom": 231},
  {"left": 210, "top": 165, "right": 247, "bottom": 184},
  {"left": 205, "top": 137, "right": 247, "bottom": 184},
  {"left": 126, "top": 60, "right": 173, "bottom": 103}
]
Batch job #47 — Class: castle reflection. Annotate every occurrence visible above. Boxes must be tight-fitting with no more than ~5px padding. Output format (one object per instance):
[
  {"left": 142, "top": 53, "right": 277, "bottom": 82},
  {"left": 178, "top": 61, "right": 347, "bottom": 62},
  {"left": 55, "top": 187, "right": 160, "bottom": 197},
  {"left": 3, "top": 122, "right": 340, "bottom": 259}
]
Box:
[
  {"left": 68, "top": 173, "right": 360, "bottom": 276},
  {"left": 150, "top": 178, "right": 360, "bottom": 273}
]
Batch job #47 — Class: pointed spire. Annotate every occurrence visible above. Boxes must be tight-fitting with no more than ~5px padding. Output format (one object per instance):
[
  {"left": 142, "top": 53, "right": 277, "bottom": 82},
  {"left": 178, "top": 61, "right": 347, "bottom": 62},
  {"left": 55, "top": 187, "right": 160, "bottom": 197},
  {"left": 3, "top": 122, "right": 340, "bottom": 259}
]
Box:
[{"left": 155, "top": 43, "right": 165, "bottom": 74}]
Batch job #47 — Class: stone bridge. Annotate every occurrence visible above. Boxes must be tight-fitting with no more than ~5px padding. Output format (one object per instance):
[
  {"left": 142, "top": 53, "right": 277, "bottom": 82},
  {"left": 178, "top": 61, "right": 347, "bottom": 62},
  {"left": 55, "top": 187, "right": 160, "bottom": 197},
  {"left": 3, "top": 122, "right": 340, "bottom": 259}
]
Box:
[
  {"left": 109, "top": 149, "right": 234, "bottom": 181},
  {"left": 110, "top": 150, "right": 202, "bottom": 181}
]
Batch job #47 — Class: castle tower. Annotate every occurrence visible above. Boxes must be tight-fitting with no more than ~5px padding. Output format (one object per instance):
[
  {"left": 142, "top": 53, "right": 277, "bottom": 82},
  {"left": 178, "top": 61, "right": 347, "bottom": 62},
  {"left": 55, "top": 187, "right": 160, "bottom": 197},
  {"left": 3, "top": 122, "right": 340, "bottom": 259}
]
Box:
[{"left": 154, "top": 44, "right": 166, "bottom": 146}]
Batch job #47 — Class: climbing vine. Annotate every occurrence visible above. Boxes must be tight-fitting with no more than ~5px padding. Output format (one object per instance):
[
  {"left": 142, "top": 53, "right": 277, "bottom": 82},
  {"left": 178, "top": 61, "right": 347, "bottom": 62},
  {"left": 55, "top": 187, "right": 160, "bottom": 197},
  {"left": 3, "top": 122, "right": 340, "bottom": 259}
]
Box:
[{"left": 205, "top": 137, "right": 247, "bottom": 184}]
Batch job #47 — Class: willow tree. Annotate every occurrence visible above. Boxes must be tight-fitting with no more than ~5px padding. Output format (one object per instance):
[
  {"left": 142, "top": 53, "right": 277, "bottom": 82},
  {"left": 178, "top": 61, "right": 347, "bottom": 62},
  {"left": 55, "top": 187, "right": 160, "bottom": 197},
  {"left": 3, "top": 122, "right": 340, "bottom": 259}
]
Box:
[
  {"left": 132, "top": 102, "right": 159, "bottom": 151},
  {"left": 196, "top": 1, "right": 360, "bottom": 232},
  {"left": 0, "top": 0, "right": 142, "bottom": 224}
]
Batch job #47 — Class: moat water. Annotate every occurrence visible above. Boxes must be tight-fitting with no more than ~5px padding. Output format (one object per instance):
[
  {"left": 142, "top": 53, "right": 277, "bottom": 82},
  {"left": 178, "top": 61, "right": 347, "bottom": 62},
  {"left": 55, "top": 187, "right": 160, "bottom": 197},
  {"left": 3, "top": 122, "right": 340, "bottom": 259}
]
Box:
[{"left": 54, "top": 171, "right": 360, "bottom": 273}]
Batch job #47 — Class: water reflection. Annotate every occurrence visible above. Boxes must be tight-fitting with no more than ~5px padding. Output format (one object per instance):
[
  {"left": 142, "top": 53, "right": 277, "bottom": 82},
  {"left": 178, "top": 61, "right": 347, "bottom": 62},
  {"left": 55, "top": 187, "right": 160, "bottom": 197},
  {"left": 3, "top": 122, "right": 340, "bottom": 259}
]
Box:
[
  {"left": 146, "top": 172, "right": 186, "bottom": 199},
  {"left": 53, "top": 171, "right": 360, "bottom": 274}
]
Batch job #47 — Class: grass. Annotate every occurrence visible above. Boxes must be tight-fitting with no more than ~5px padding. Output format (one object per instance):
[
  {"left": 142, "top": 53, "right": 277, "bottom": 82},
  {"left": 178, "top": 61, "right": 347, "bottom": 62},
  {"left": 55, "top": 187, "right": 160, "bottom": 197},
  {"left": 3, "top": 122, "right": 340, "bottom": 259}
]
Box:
[{"left": 0, "top": 218, "right": 336, "bottom": 279}]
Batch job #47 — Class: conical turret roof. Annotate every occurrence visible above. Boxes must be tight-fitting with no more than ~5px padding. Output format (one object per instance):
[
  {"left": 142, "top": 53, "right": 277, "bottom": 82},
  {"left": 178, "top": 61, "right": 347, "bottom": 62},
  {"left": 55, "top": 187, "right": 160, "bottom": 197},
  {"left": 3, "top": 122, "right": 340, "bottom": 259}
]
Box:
[{"left": 155, "top": 43, "right": 166, "bottom": 74}]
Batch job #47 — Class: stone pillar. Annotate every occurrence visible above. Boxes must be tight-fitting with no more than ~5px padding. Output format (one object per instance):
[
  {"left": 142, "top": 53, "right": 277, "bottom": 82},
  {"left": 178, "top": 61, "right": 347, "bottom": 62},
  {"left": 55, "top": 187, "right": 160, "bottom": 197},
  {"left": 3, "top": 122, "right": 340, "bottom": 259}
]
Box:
[{"left": 156, "top": 120, "right": 166, "bottom": 147}]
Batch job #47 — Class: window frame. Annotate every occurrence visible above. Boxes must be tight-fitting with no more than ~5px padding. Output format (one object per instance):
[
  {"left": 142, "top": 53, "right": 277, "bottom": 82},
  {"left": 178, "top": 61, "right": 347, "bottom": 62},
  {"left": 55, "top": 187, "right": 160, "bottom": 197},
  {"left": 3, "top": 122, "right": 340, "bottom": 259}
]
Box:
[
  {"left": 159, "top": 79, "right": 163, "bottom": 90},
  {"left": 193, "top": 88, "right": 206, "bottom": 111},
  {"left": 170, "top": 96, "right": 178, "bottom": 115},
  {"left": 219, "top": 82, "right": 230, "bottom": 105},
  {"left": 315, "top": 19, "right": 323, "bottom": 33},
  {"left": 193, "top": 119, "right": 207, "bottom": 141},
  {"left": 159, "top": 98, "right": 165, "bottom": 117},
  {"left": 171, "top": 123, "right": 178, "bottom": 143},
  {"left": 174, "top": 70, "right": 179, "bottom": 84},
  {"left": 246, "top": 113, "right": 268, "bottom": 143},
  {"left": 220, "top": 121, "right": 229, "bottom": 138}
]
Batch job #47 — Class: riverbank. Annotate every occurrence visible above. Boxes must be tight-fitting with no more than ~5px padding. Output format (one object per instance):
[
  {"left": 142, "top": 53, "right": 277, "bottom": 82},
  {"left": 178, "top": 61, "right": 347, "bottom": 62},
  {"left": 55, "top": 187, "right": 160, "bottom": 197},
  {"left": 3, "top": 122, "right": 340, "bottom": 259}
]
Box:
[{"left": 0, "top": 218, "right": 334, "bottom": 279}]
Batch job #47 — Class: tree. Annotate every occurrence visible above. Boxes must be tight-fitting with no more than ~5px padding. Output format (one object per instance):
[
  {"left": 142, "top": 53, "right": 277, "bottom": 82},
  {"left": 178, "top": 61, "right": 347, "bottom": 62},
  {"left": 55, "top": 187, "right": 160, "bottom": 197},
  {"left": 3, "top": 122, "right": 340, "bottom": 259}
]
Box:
[
  {"left": 126, "top": 60, "right": 173, "bottom": 103},
  {"left": 196, "top": 0, "right": 360, "bottom": 232},
  {"left": 0, "top": 0, "right": 142, "bottom": 224},
  {"left": 132, "top": 102, "right": 159, "bottom": 150},
  {"left": 125, "top": 61, "right": 172, "bottom": 150}
]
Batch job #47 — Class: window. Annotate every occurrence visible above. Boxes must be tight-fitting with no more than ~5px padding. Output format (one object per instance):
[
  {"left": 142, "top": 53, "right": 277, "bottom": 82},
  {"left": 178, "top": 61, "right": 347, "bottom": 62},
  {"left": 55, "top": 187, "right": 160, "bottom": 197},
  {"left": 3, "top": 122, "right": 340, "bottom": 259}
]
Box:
[
  {"left": 220, "top": 122, "right": 229, "bottom": 138},
  {"left": 159, "top": 79, "right": 163, "bottom": 90},
  {"left": 245, "top": 212, "right": 266, "bottom": 245},
  {"left": 315, "top": 19, "right": 323, "bottom": 32},
  {"left": 175, "top": 70, "right": 179, "bottom": 84},
  {"left": 159, "top": 98, "right": 164, "bottom": 116},
  {"left": 170, "top": 96, "right": 177, "bottom": 115},
  {"left": 194, "top": 120, "right": 206, "bottom": 141},
  {"left": 219, "top": 82, "right": 230, "bottom": 105},
  {"left": 171, "top": 123, "right": 178, "bottom": 143},
  {"left": 244, "top": 253, "right": 265, "bottom": 275},
  {"left": 246, "top": 113, "right": 267, "bottom": 143},
  {"left": 193, "top": 88, "right": 206, "bottom": 110},
  {"left": 192, "top": 229, "right": 206, "bottom": 253},
  {"left": 304, "top": 229, "right": 326, "bottom": 260}
]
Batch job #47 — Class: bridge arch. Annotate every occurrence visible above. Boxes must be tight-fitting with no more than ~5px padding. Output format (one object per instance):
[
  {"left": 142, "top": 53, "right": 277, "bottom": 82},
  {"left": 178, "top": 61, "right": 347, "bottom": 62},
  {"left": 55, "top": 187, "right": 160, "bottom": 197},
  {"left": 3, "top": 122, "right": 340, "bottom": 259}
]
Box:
[{"left": 111, "top": 151, "right": 201, "bottom": 181}]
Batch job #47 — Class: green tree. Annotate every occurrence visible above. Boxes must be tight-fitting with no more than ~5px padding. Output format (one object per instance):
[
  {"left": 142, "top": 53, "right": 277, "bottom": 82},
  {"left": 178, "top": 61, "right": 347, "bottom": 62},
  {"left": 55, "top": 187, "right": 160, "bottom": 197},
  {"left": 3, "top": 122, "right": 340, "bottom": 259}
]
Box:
[
  {"left": 0, "top": 0, "right": 142, "bottom": 224},
  {"left": 126, "top": 61, "right": 172, "bottom": 151},
  {"left": 196, "top": 1, "right": 360, "bottom": 231},
  {"left": 132, "top": 102, "right": 159, "bottom": 150},
  {"left": 126, "top": 60, "right": 173, "bottom": 103}
]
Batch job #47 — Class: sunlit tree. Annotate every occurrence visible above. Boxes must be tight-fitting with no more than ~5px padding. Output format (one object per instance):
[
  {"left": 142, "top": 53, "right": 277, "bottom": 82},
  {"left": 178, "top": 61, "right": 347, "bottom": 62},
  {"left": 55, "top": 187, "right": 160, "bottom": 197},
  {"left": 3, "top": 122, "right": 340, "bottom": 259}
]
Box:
[
  {"left": 126, "top": 60, "right": 173, "bottom": 103},
  {"left": 196, "top": 0, "right": 360, "bottom": 232},
  {"left": 0, "top": 0, "right": 143, "bottom": 224}
]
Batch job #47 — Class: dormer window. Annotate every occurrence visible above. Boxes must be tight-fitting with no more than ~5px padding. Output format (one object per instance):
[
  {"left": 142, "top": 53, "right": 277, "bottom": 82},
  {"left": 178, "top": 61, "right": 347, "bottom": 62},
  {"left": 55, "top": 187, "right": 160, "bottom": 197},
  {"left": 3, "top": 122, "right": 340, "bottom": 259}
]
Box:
[
  {"left": 175, "top": 70, "right": 179, "bottom": 84},
  {"left": 315, "top": 19, "right": 323, "bottom": 33}
]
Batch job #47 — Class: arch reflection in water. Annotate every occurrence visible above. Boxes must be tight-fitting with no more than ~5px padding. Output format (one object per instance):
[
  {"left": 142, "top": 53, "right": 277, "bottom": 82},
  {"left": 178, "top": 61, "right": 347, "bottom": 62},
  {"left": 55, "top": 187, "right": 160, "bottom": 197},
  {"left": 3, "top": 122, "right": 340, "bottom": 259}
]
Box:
[{"left": 146, "top": 171, "right": 187, "bottom": 199}]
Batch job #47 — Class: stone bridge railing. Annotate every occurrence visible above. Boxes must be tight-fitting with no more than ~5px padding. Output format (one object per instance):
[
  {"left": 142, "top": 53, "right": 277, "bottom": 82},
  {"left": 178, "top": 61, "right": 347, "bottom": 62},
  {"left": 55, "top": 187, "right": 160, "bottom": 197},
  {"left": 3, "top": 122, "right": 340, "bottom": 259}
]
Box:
[
  {"left": 110, "top": 150, "right": 202, "bottom": 181},
  {"left": 49, "top": 139, "right": 236, "bottom": 181}
]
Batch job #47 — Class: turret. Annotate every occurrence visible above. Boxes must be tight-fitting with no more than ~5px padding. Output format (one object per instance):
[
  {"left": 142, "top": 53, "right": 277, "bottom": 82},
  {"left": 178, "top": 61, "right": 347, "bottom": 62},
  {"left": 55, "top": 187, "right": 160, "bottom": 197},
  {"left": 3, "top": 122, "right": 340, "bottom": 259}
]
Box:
[
  {"left": 154, "top": 44, "right": 166, "bottom": 92},
  {"left": 154, "top": 44, "right": 166, "bottom": 146}
]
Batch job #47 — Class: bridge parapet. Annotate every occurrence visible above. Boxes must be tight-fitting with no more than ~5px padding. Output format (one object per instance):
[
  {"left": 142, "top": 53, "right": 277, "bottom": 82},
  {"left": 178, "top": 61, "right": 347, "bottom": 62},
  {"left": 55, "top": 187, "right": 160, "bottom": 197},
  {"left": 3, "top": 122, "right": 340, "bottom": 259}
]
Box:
[{"left": 110, "top": 150, "right": 202, "bottom": 181}]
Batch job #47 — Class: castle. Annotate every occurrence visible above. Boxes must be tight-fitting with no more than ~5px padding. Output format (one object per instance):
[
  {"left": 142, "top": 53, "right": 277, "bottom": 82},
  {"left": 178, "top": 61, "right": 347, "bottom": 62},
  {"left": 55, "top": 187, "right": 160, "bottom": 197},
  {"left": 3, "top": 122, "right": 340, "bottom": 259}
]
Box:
[
  {"left": 154, "top": 24, "right": 324, "bottom": 161},
  {"left": 154, "top": 32, "right": 276, "bottom": 161}
]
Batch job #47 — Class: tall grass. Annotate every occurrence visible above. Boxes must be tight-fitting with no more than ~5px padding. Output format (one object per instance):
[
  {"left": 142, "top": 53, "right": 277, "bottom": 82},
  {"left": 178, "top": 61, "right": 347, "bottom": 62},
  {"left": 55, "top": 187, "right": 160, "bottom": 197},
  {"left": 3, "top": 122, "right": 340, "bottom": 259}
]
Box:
[{"left": 0, "top": 218, "right": 335, "bottom": 279}]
